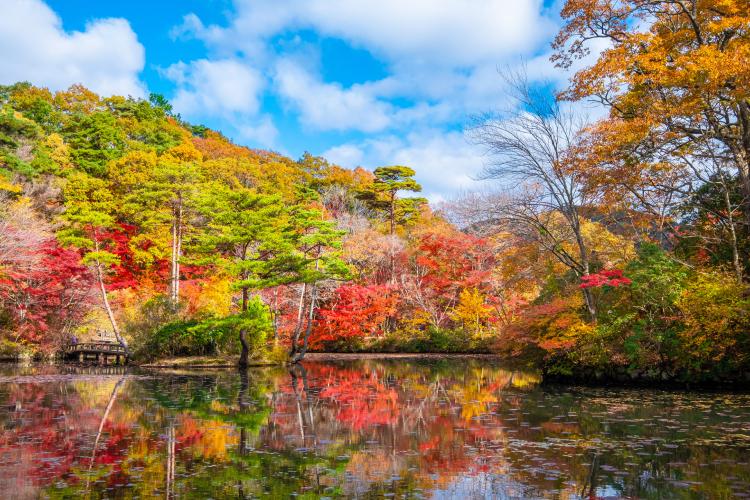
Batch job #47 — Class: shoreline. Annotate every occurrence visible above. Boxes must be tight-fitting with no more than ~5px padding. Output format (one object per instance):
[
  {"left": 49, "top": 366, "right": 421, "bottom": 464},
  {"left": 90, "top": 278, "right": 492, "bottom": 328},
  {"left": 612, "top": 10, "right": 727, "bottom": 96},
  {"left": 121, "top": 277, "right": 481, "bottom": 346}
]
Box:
[
  {"left": 137, "top": 352, "right": 509, "bottom": 369},
  {"left": 301, "top": 352, "right": 506, "bottom": 361},
  {"left": 4, "top": 354, "right": 748, "bottom": 390}
]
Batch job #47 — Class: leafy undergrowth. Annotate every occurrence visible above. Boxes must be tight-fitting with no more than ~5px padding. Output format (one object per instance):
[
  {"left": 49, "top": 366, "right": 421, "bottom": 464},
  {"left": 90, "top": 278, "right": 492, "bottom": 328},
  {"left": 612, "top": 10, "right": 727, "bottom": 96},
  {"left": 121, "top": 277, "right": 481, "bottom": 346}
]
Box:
[{"left": 139, "top": 355, "right": 274, "bottom": 368}]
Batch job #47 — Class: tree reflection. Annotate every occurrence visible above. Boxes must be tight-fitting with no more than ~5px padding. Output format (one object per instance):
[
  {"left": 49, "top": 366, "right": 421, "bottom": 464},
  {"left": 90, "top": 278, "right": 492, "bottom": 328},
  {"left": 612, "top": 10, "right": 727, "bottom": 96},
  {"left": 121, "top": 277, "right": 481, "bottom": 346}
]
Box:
[{"left": 0, "top": 362, "right": 747, "bottom": 498}]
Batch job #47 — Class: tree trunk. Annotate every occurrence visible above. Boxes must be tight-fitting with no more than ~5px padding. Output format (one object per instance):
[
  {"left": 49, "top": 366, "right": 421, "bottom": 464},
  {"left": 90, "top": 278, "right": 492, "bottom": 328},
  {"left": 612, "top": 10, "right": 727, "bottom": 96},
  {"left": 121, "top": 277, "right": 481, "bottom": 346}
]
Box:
[
  {"left": 238, "top": 370, "right": 249, "bottom": 457},
  {"left": 289, "top": 282, "right": 307, "bottom": 357},
  {"left": 289, "top": 368, "right": 306, "bottom": 442},
  {"left": 581, "top": 287, "right": 597, "bottom": 322},
  {"left": 170, "top": 206, "right": 177, "bottom": 301},
  {"left": 87, "top": 377, "right": 124, "bottom": 491},
  {"left": 272, "top": 288, "right": 279, "bottom": 344},
  {"left": 291, "top": 256, "right": 320, "bottom": 364},
  {"left": 291, "top": 282, "right": 317, "bottom": 364},
  {"left": 238, "top": 287, "right": 250, "bottom": 369},
  {"left": 166, "top": 423, "right": 175, "bottom": 499},
  {"left": 176, "top": 199, "right": 182, "bottom": 302},
  {"left": 389, "top": 192, "right": 396, "bottom": 235},
  {"left": 721, "top": 174, "right": 744, "bottom": 282},
  {"left": 389, "top": 192, "right": 396, "bottom": 284},
  {"left": 573, "top": 222, "right": 597, "bottom": 321},
  {"left": 736, "top": 100, "right": 750, "bottom": 231},
  {"left": 94, "top": 242, "right": 127, "bottom": 353},
  {"left": 170, "top": 198, "right": 182, "bottom": 305}
]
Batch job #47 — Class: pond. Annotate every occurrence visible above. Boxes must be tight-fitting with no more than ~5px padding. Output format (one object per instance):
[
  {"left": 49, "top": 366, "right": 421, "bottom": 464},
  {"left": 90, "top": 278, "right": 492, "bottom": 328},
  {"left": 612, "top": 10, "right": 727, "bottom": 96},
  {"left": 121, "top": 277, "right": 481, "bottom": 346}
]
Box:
[{"left": 0, "top": 360, "right": 748, "bottom": 499}]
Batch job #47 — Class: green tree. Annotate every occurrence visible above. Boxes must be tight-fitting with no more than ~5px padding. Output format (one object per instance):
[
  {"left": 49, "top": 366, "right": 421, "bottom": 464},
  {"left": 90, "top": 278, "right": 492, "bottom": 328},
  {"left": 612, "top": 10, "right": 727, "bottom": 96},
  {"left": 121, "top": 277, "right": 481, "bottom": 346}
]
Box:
[
  {"left": 195, "top": 183, "right": 300, "bottom": 367},
  {"left": 148, "top": 93, "right": 174, "bottom": 116},
  {"left": 288, "top": 206, "right": 348, "bottom": 363},
  {"left": 57, "top": 173, "right": 128, "bottom": 351},
  {"left": 357, "top": 166, "right": 423, "bottom": 284},
  {"left": 360, "top": 166, "right": 423, "bottom": 235},
  {"left": 63, "top": 112, "right": 125, "bottom": 177},
  {"left": 114, "top": 149, "right": 203, "bottom": 305}
]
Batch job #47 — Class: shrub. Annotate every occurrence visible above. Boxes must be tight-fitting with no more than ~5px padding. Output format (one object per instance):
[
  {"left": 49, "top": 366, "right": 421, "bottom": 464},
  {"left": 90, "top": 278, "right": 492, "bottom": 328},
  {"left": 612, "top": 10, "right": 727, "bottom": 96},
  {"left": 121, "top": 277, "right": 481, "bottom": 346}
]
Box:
[
  {"left": 597, "top": 243, "right": 691, "bottom": 371},
  {"left": 130, "top": 295, "right": 273, "bottom": 361},
  {"left": 676, "top": 272, "right": 750, "bottom": 377}
]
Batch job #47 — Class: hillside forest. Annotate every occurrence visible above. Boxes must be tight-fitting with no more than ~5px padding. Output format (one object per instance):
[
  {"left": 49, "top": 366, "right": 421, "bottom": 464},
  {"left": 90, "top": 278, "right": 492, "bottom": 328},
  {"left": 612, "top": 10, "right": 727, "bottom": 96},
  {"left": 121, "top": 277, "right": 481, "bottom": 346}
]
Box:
[{"left": 0, "top": 0, "right": 748, "bottom": 382}]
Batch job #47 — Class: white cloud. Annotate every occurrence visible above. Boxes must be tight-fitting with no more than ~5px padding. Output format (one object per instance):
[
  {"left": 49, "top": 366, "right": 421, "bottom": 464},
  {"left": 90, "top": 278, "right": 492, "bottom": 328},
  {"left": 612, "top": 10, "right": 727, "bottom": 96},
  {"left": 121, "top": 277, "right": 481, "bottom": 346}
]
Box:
[
  {"left": 236, "top": 115, "right": 279, "bottom": 148},
  {"left": 178, "top": 0, "right": 555, "bottom": 68},
  {"left": 163, "top": 59, "right": 264, "bottom": 118},
  {"left": 173, "top": 0, "right": 566, "bottom": 134},
  {"left": 323, "top": 130, "right": 489, "bottom": 201},
  {"left": 168, "top": 0, "right": 600, "bottom": 200},
  {"left": 0, "top": 0, "right": 145, "bottom": 97},
  {"left": 274, "top": 59, "right": 392, "bottom": 132},
  {"left": 323, "top": 144, "right": 364, "bottom": 167}
]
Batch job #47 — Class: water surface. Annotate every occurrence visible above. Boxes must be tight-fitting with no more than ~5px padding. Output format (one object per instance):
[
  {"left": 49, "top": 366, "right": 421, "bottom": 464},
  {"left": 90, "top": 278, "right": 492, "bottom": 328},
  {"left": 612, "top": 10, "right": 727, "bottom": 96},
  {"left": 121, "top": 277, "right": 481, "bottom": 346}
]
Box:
[{"left": 0, "top": 360, "right": 749, "bottom": 498}]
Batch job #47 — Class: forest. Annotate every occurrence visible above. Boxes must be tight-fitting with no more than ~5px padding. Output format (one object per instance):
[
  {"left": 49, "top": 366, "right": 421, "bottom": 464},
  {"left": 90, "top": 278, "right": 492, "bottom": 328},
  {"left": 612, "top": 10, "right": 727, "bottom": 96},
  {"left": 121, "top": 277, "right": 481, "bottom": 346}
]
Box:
[{"left": 0, "top": 0, "right": 748, "bottom": 383}]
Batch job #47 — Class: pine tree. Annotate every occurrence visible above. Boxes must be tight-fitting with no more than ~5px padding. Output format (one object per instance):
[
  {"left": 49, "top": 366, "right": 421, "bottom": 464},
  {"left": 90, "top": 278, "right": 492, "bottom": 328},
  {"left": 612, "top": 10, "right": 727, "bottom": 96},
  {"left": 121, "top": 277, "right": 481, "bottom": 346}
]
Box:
[{"left": 57, "top": 173, "right": 128, "bottom": 352}]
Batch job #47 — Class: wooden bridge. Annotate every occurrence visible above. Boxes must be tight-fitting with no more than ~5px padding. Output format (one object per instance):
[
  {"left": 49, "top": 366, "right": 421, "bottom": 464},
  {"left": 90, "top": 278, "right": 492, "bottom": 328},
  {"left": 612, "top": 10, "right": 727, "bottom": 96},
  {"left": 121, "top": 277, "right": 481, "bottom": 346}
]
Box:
[{"left": 64, "top": 341, "right": 128, "bottom": 365}]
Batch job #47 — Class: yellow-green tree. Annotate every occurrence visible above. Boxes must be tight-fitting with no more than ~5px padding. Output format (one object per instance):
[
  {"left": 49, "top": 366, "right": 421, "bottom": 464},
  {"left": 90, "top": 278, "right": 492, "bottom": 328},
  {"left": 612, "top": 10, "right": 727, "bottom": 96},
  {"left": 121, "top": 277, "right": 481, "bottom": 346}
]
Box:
[{"left": 58, "top": 173, "right": 128, "bottom": 351}]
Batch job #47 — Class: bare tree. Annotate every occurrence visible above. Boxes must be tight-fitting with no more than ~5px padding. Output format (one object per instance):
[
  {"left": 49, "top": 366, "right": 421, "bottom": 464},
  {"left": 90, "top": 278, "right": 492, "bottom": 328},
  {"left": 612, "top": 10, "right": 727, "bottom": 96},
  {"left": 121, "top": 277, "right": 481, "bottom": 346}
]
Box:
[
  {"left": 590, "top": 120, "right": 748, "bottom": 282},
  {"left": 469, "top": 72, "right": 600, "bottom": 319}
]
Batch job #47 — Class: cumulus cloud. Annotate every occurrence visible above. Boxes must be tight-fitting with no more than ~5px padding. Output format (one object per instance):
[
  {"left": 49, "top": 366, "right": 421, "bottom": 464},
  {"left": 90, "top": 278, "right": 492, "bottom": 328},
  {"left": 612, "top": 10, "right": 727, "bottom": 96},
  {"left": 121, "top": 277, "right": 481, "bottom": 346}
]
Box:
[
  {"left": 0, "top": 0, "right": 145, "bottom": 97},
  {"left": 274, "top": 59, "right": 392, "bottom": 132},
  {"left": 322, "top": 143, "right": 365, "bottom": 167},
  {"left": 167, "top": 0, "right": 592, "bottom": 199},
  {"left": 323, "top": 130, "right": 489, "bottom": 202},
  {"left": 173, "top": 0, "right": 565, "bottom": 134},
  {"left": 163, "top": 59, "right": 264, "bottom": 118},
  {"left": 177, "top": 0, "right": 555, "bottom": 67},
  {"left": 236, "top": 115, "right": 279, "bottom": 148}
]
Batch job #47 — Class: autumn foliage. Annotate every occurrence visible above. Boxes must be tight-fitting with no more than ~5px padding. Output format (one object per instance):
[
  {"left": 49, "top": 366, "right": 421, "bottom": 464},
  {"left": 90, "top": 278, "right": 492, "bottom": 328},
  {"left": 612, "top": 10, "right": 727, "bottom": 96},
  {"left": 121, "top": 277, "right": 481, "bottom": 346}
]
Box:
[
  {"left": 2, "top": 0, "right": 750, "bottom": 382},
  {"left": 313, "top": 284, "right": 397, "bottom": 348},
  {"left": 579, "top": 269, "right": 632, "bottom": 289},
  {"left": 0, "top": 237, "right": 93, "bottom": 352}
]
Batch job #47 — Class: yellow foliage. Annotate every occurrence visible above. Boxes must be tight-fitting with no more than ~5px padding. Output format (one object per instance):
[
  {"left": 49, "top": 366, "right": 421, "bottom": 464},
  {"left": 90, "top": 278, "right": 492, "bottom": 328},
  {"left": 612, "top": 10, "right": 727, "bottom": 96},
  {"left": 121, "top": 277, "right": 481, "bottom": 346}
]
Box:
[
  {"left": 182, "top": 277, "right": 233, "bottom": 317},
  {"left": 541, "top": 212, "right": 635, "bottom": 271},
  {"left": 73, "top": 309, "right": 117, "bottom": 342},
  {"left": 180, "top": 416, "right": 238, "bottom": 460},
  {"left": 108, "top": 150, "right": 158, "bottom": 192},
  {"left": 0, "top": 178, "right": 22, "bottom": 196},
  {"left": 396, "top": 309, "right": 434, "bottom": 339},
  {"left": 580, "top": 218, "right": 635, "bottom": 268},
  {"left": 54, "top": 84, "right": 101, "bottom": 113},
  {"left": 41, "top": 133, "right": 73, "bottom": 172},
  {"left": 71, "top": 379, "right": 124, "bottom": 407},
  {"left": 677, "top": 271, "right": 750, "bottom": 366},
  {"left": 164, "top": 140, "right": 203, "bottom": 163},
  {"left": 451, "top": 288, "right": 493, "bottom": 337}
]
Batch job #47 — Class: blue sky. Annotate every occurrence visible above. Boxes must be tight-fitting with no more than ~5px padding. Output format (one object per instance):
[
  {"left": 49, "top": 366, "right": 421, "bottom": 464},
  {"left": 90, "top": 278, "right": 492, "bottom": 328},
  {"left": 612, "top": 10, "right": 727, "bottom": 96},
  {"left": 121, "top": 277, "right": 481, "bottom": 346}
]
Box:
[{"left": 1, "top": 0, "right": 584, "bottom": 201}]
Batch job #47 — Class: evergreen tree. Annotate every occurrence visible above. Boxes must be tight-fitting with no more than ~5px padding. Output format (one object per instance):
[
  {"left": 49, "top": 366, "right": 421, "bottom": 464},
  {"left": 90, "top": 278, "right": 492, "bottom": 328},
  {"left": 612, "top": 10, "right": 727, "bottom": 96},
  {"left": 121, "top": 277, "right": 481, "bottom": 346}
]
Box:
[
  {"left": 195, "top": 183, "right": 300, "bottom": 367},
  {"left": 57, "top": 173, "right": 128, "bottom": 351}
]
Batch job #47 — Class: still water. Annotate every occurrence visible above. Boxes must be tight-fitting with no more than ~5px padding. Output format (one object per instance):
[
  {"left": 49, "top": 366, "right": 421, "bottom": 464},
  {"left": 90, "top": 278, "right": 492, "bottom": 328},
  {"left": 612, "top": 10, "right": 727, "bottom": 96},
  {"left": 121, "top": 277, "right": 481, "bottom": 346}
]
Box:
[{"left": 0, "top": 360, "right": 748, "bottom": 499}]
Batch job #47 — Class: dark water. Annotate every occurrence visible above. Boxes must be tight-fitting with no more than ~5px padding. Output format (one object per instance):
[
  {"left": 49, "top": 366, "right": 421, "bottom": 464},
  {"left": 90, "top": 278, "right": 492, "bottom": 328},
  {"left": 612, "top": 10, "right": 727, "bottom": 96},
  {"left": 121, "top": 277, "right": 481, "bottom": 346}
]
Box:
[{"left": 0, "top": 361, "right": 749, "bottom": 499}]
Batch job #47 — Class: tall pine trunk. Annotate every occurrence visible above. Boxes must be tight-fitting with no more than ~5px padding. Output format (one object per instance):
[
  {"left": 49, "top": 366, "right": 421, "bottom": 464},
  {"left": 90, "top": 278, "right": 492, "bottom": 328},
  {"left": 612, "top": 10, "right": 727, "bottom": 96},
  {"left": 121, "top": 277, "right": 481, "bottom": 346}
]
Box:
[
  {"left": 238, "top": 287, "right": 250, "bottom": 368},
  {"left": 388, "top": 192, "right": 396, "bottom": 284},
  {"left": 170, "top": 197, "right": 182, "bottom": 305},
  {"left": 94, "top": 241, "right": 127, "bottom": 353},
  {"left": 291, "top": 255, "right": 319, "bottom": 364},
  {"left": 289, "top": 282, "right": 307, "bottom": 357}
]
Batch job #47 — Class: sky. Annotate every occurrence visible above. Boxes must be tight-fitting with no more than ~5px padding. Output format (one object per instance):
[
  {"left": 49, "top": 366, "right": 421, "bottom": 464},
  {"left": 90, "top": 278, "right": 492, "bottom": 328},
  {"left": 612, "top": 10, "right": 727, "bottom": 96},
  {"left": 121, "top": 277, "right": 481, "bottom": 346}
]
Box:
[{"left": 0, "top": 0, "right": 590, "bottom": 202}]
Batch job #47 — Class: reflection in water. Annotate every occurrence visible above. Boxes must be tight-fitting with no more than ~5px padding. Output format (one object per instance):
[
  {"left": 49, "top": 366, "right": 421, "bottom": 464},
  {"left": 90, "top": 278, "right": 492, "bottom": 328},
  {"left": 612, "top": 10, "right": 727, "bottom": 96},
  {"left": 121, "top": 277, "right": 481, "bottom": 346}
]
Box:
[{"left": 0, "top": 360, "right": 748, "bottom": 498}]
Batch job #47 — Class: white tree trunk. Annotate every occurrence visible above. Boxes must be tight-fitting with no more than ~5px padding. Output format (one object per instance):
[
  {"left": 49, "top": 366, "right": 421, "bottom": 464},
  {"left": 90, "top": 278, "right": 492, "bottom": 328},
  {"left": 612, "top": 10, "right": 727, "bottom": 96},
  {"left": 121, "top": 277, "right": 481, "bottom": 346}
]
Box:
[
  {"left": 170, "top": 200, "right": 182, "bottom": 305},
  {"left": 93, "top": 241, "right": 127, "bottom": 351}
]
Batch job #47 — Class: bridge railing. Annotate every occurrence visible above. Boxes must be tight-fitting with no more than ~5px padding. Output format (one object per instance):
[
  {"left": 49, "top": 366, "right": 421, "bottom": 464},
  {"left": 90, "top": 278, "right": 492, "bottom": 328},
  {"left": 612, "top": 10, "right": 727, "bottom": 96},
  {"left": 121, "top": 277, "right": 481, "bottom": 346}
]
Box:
[{"left": 64, "top": 342, "right": 127, "bottom": 355}]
